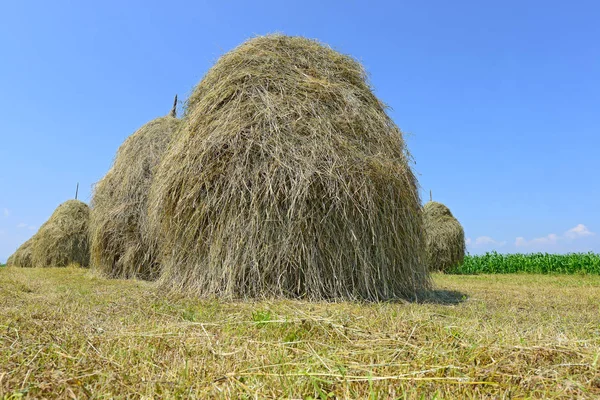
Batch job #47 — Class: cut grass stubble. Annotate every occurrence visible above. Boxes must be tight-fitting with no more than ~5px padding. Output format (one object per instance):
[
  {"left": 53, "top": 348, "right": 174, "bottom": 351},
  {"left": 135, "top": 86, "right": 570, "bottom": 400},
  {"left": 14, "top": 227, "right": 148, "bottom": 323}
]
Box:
[{"left": 1, "top": 267, "right": 598, "bottom": 398}]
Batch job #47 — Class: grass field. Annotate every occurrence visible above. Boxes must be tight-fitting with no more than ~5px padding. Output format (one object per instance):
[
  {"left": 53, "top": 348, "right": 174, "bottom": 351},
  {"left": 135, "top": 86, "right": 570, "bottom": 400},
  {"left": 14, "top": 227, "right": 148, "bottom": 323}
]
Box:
[{"left": 1, "top": 267, "right": 599, "bottom": 399}]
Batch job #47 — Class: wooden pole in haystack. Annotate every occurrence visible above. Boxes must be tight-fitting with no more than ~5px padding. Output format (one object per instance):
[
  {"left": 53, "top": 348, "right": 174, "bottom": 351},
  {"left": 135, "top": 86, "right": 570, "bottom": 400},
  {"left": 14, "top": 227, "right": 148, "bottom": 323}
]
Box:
[
  {"left": 75, "top": 183, "right": 79, "bottom": 200},
  {"left": 170, "top": 95, "right": 178, "bottom": 118}
]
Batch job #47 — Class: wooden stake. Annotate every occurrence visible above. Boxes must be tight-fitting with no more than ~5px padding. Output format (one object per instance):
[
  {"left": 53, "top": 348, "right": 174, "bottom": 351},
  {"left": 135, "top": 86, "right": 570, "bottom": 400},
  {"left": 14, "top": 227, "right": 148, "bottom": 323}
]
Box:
[
  {"left": 429, "top": 190, "right": 432, "bottom": 202},
  {"left": 75, "top": 183, "right": 79, "bottom": 200},
  {"left": 170, "top": 94, "right": 178, "bottom": 118}
]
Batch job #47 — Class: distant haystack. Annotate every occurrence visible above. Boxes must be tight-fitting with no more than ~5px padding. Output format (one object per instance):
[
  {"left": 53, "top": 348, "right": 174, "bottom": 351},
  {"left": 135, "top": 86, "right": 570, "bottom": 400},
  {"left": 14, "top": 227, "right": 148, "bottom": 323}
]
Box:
[
  {"left": 148, "top": 35, "right": 429, "bottom": 300},
  {"left": 6, "top": 237, "right": 35, "bottom": 268},
  {"left": 90, "top": 114, "right": 179, "bottom": 279},
  {"left": 30, "top": 200, "right": 90, "bottom": 267},
  {"left": 423, "top": 201, "right": 465, "bottom": 272}
]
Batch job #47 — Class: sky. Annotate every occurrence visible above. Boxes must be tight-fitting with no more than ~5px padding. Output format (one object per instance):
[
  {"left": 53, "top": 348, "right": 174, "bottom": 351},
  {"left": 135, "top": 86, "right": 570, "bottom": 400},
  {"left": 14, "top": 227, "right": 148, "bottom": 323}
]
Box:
[{"left": 1, "top": 0, "right": 599, "bottom": 262}]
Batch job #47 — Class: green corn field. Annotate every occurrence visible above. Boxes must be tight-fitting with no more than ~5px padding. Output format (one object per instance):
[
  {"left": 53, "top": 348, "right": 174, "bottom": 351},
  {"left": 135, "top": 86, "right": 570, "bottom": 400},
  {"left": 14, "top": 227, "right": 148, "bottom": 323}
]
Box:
[{"left": 450, "top": 251, "right": 600, "bottom": 274}]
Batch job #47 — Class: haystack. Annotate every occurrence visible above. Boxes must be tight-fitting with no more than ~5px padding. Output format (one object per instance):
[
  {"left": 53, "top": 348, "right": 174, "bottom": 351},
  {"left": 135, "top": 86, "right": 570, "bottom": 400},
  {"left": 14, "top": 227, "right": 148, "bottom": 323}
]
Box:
[
  {"left": 90, "top": 112, "right": 179, "bottom": 279},
  {"left": 148, "top": 35, "right": 429, "bottom": 300},
  {"left": 6, "top": 237, "right": 35, "bottom": 268},
  {"left": 423, "top": 201, "right": 465, "bottom": 272},
  {"left": 30, "top": 200, "right": 90, "bottom": 267}
]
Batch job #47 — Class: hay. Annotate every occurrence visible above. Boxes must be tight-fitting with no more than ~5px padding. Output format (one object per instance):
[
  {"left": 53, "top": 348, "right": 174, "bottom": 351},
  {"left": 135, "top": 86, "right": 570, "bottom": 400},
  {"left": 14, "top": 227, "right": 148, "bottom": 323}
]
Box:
[
  {"left": 30, "top": 200, "right": 90, "bottom": 268},
  {"left": 423, "top": 201, "right": 465, "bottom": 272},
  {"left": 148, "top": 35, "right": 429, "bottom": 300},
  {"left": 6, "top": 237, "right": 35, "bottom": 268},
  {"left": 90, "top": 115, "right": 179, "bottom": 279}
]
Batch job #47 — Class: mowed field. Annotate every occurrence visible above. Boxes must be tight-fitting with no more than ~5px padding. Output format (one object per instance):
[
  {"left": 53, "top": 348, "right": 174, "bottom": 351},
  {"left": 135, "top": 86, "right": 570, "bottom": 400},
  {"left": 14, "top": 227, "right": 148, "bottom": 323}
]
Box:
[{"left": 0, "top": 267, "right": 599, "bottom": 399}]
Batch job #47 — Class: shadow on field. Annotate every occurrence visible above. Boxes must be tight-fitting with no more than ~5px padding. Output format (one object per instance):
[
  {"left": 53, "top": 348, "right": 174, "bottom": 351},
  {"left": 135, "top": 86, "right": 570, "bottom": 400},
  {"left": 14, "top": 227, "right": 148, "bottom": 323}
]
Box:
[{"left": 413, "top": 289, "right": 468, "bottom": 305}]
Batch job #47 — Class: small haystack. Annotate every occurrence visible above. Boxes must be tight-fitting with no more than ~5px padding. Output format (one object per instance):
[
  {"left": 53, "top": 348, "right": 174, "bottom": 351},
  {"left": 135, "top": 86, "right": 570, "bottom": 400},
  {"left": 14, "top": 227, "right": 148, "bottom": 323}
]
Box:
[
  {"left": 6, "top": 237, "right": 35, "bottom": 268},
  {"left": 31, "top": 200, "right": 90, "bottom": 267},
  {"left": 148, "top": 35, "right": 429, "bottom": 300},
  {"left": 423, "top": 201, "right": 465, "bottom": 272},
  {"left": 90, "top": 112, "right": 179, "bottom": 279}
]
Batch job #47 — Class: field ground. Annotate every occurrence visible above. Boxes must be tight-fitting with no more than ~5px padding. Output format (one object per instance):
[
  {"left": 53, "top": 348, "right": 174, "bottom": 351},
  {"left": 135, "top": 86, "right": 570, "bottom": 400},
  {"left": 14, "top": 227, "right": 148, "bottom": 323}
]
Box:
[{"left": 0, "top": 268, "right": 599, "bottom": 399}]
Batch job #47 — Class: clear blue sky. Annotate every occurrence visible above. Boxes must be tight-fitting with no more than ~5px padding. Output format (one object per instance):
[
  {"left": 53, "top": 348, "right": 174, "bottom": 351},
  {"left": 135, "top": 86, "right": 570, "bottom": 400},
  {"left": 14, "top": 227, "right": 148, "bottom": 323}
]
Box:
[{"left": 1, "top": 0, "right": 599, "bottom": 262}]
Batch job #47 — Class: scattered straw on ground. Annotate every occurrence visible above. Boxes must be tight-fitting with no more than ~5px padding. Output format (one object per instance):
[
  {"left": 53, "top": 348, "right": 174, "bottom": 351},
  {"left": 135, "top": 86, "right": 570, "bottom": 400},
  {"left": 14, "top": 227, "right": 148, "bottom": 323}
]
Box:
[{"left": 1, "top": 268, "right": 598, "bottom": 398}]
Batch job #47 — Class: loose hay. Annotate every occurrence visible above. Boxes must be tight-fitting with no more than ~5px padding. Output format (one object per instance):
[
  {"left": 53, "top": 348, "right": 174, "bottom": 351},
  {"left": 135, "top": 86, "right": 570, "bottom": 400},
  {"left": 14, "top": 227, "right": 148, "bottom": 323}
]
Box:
[
  {"left": 6, "top": 237, "right": 35, "bottom": 268},
  {"left": 31, "top": 200, "right": 90, "bottom": 268},
  {"left": 423, "top": 201, "right": 465, "bottom": 272},
  {"left": 148, "top": 35, "right": 430, "bottom": 300},
  {"left": 90, "top": 115, "right": 179, "bottom": 279}
]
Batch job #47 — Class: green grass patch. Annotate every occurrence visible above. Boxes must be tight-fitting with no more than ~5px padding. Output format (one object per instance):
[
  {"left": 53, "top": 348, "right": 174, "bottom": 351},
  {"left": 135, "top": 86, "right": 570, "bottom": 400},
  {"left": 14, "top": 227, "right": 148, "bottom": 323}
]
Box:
[{"left": 451, "top": 251, "right": 600, "bottom": 274}]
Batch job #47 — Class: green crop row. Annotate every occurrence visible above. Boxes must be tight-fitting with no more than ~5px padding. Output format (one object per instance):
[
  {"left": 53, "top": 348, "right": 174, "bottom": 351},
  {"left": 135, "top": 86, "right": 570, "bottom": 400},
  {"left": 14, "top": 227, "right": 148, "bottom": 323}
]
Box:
[{"left": 449, "top": 252, "right": 600, "bottom": 274}]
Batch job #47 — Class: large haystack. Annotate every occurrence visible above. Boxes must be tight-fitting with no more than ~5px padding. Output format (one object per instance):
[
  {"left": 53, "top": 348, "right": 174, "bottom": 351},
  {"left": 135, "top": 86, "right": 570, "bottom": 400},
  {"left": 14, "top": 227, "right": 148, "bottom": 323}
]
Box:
[
  {"left": 148, "top": 35, "right": 429, "bottom": 300},
  {"left": 423, "top": 201, "right": 465, "bottom": 272},
  {"left": 90, "top": 115, "right": 179, "bottom": 279},
  {"left": 30, "top": 200, "right": 90, "bottom": 267},
  {"left": 149, "top": 35, "right": 429, "bottom": 300},
  {"left": 6, "top": 237, "right": 35, "bottom": 268}
]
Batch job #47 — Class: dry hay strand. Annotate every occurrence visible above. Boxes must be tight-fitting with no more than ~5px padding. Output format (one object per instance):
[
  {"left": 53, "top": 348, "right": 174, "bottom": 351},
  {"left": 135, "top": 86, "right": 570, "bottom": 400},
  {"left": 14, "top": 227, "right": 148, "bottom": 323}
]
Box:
[
  {"left": 90, "top": 115, "right": 179, "bottom": 280},
  {"left": 31, "top": 200, "right": 90, "bottom": 268},
  {"left": 6, "top": 237, "right": 35, "bottom": 268},
  {"left": 148, "top": 35, "right": 430, "bottom": 301},
  {"left": 423, "top": 201, "right": 465, "bottom": 272}
]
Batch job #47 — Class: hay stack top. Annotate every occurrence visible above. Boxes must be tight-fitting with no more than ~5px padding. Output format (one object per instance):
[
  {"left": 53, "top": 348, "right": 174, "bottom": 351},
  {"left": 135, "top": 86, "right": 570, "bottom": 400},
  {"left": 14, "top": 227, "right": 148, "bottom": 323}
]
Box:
[
  {"left": 424, "top": 201, "right": 454, "bottom": 219},
  {"left": 184, "top": 35, "right": 405, "bottom": 159},
  {"left": 149, "top": 35, "right": 428, "bottom": 300}
]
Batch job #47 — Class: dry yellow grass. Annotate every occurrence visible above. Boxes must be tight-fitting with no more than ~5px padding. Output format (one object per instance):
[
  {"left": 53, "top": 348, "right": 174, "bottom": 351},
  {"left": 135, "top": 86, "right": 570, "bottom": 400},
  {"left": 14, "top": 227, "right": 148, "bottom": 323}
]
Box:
[{"left": 1, "top": 267, "right": 599, "bottom": 398}]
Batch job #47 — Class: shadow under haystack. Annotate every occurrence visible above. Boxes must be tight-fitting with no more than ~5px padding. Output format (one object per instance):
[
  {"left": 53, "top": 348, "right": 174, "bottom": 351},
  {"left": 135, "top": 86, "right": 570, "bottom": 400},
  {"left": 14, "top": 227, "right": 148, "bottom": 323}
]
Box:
[
  {"left": 148, "top": 35, "right": 430, "bottom": 301},
  {"left": 31, "top": 200, "right": 90, "bottom": 268},
  {"left": 6, "top": 237, "right": 35, "bottom": 268},
  {"left": 90, "top": 115, "right": 179, "bottom": 280},
  {"left": 423, "top": 201, "right": 465, "bottom": 272}
]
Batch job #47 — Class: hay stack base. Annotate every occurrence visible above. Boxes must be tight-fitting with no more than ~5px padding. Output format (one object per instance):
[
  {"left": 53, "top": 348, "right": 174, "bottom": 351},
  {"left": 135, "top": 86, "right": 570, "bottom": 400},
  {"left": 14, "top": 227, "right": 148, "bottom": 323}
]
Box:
[
  {"left": 90, "top": 115, "right": 179, "bottom": 280},
  {"left": 148, "top": 35, "right": 430, "bottom": 301},
  {"left": 31, "top": 200, "right": 90, "bottom": 268},
  {"left": 423, "top": 201, "right": 465, "bottom": 272}
]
